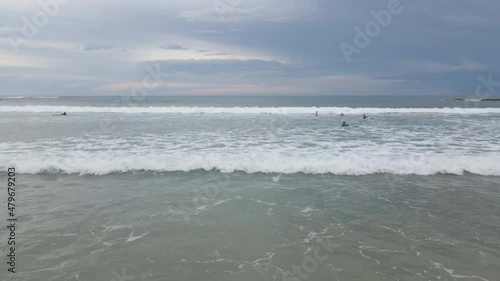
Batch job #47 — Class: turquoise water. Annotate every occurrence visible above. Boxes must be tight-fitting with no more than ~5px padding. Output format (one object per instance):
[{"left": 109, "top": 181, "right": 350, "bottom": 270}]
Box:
[{"left": 0, "top": 96, "right": 499, "bottom": 280}]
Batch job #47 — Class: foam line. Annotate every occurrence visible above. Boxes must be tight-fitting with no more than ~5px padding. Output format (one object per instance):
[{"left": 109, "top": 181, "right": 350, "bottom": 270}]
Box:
[{"left": 1, "top": 106, "right": 500, "bottom": 114}]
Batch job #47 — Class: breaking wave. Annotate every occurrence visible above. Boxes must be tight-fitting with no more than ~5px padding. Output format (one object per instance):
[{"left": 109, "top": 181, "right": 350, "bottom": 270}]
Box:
[
  {"left": 3, "top": 96, "right": 59, "bottom": 99},
  {"left": 1, "top": 152, "right": 499, "bottom": 176},
  {"left": 1, "top": 106, "right": 500, "bottom": 114}
]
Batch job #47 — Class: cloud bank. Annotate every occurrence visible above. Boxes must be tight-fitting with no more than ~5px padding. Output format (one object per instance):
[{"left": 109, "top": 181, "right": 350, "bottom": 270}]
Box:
[{"left": 0, "top": 0, "right": 499, "bottom": 96}]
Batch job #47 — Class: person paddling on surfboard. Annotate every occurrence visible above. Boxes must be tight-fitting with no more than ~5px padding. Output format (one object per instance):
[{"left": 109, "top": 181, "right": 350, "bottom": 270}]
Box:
[{"left": 342, "top": 121, "right": 349, "bottom": 127}]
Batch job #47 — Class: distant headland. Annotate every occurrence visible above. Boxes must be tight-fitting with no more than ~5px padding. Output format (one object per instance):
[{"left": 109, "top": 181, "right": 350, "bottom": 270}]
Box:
[{"left": 454, "top": 98, "right": 500, "bottom": 102}]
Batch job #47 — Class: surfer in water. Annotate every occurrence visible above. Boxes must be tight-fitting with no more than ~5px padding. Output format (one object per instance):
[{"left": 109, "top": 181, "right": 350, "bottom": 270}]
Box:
[
  {"left": 340, "top": 113, "right": 344, "bottom": 117},
  {"left": 342, "top": 121, "right": 349, "bottom": 127},
  {"left": 315, "top": 111, "right": 318, "bottom": 117},
  {"left": 363, "top": 114, "right": 367, "bottom": 119},
  {"left": 61, "top": 112, "right": 67, "bottom": 116}
]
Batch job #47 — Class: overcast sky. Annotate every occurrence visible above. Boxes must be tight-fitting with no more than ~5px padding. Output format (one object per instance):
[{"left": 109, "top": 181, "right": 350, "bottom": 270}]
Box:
[{"left": 1, "top": 0, "right": 499, "bottom": 96}]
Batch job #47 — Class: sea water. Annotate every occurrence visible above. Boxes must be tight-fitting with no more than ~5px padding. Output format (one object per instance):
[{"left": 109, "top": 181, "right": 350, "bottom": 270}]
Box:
[{"left": 0, "top": 96, "right": 499, "bottom": 281}]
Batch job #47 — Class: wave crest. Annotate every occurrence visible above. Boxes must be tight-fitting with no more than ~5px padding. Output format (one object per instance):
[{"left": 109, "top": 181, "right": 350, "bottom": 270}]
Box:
[
  {"left": 1, "top": 106, "right": 500, "bottom": 114},
  {"left": 1, "top": 153, "right": 499, "bottom": 176}
]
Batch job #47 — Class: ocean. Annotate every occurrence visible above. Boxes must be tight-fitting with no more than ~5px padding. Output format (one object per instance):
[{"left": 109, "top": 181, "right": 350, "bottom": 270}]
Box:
[{"left": 1, "top": 96, "right": 499, "bottom": 281}]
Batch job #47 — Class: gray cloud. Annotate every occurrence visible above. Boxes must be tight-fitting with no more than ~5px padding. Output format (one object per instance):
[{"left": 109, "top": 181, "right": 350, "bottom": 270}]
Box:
[
  {"left": 159, "top": 44, "right": 189, "bottom": 50},
  {"left": 0, "top": 26, "right": 18, "bottom": 37},
  {"left": 148, "top": 59, "right": 287, "bottom": 75},
  {"left": 205, "top": 52, "right": 230, "bottom": 56},
  {"left": 0, "top": 0, "right": 499, "bottom": 96},
  {"left": 82, "top": 44, "right": 115, "bottom": 51}
]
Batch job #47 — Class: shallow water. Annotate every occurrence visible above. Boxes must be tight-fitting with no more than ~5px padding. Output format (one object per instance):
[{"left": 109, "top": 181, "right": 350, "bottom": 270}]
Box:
[{"left": 1, "top": 172, "right": 499, "bottom": 281}]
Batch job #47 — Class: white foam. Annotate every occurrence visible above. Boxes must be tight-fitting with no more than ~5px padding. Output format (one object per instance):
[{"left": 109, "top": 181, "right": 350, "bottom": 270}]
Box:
[
  {"left": 433, "top": 262, "right": 489, "bottom": 281},
  {"left": 1, "top": 105, "right": 500, "bottom": 114},
  {"left": 3, "top": 96, "right": 59, "bottom": 99},
  {"left": 2, "top": 151, "right": 499, "bottom": 176},
  {"left": 125, "top": 231, "right": 150, "bottom": 242}
]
